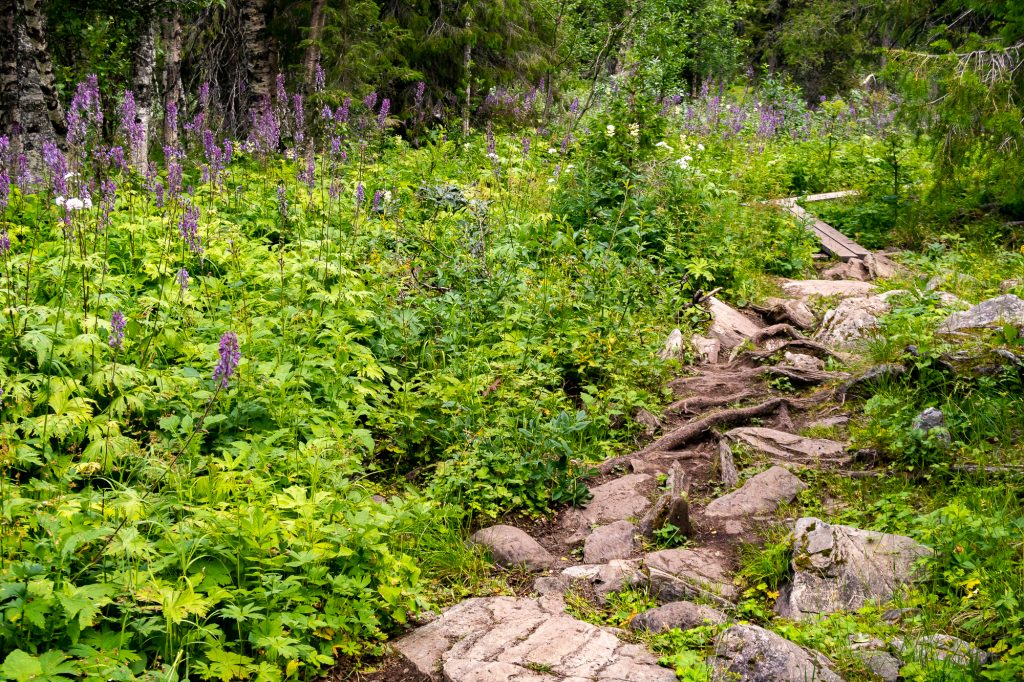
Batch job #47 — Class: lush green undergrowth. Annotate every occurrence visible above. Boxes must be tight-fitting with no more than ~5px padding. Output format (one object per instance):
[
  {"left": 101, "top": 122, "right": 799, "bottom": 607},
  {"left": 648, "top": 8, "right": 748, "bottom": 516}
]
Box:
[{"left": 1, "top": 69, "right": 1022, "bottom": 680}]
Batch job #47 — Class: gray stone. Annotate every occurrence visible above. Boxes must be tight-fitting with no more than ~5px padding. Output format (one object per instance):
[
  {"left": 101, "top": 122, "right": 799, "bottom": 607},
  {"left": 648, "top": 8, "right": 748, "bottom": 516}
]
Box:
[
  {"left": 644, "top": 547, "right": 738, "bottom": 606},
  {"left": 809, "top": 415, "right": 850, "bottom": 430},
  {"left": 629, "top": 601, "right": 728, "bottom": 633},
  {"left": 711, "top": 624, "right": 843, "bottom": 681},
  {"left": 939, "top": 294, "right": 1024, "bottom": 333},
  {"left": 760, "top": 297, "right": 816, "bottom": 330},
  {"left": 580, "top": 474, "right": 655, "bottom": 525},
  {"left": 658, "top": 328, "right": 685, "bottom": 360},
  {"left": 776, "top": 517, "right": 933, "bottom": 620},
  {"left": 692, "top": 334, "right": 722, "bottom": 364},
  {"left": 781, "top": 279, "right": 876, "bottom": 299},
  {"left": 724, "top": 427, "right": 847, "bottom": 465},
  {"left": 815, "top": 295, "right": 890, "bottom": 348},
  {"left": 783, "top": 351, "right": 825, "bottom": 371},
  {"left": 634, "top": 408, "right": 661, "bottom": 438},
  {"left": 638, "top": 463, "right": 691, "bottom": 539},
  {"left": 895, "top": 634, "right": 989, "bottom": 668},
  {"left": 703, "top": 466, "right": 806, "bottom": 519},
  {"left": 394, "top": 595, "right": 676, "bottom": 681},
  {"left": 532, "top": 576, "right": 570, "bottom": 597},
  {"left": 854, "top": 651, "right": 901, "bottom": 682},
  {"left": 822, "top": 258, "right": 871, "bottom": 282},
  {"left": 471, "top": 525, "right": 555, "bottom": 572},
  {"left": 913, "top": 407, "right": 951, "bottom": 446},
  {"left": 562, "top": 560, "right": 645, "bottom": 601},
  {"left": 708, "top": 297, "right": 763, "bottom": 350},
  {"left": 1001, "top": 279, "right": 1022, "bottom": 294},
  {"left": 583, "top": 521, "right": 637, "bottom": 564}
]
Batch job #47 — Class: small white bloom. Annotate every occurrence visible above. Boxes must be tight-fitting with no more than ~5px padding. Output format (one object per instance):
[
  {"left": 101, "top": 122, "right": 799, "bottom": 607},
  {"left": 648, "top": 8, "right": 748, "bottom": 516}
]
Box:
[
  {"left": 566, "top": 164, "right": 575, "bottom": 171},
  {"left": 65, "top": 197, "right": 85, "bottom": 211},
  {"left": 629, "top": 123, "right": 640, "bottom": 138},
  {"left": 63, "top": 172, "right": 76, "bottom": 181},
  {"left": 547, "top": 147, "right": 558, "bottom": 155},
  {"left": 675, "top": 156, "right": 693, "bottom": 170},
  {"left": 55, "top": 196, "right": 66, "bottom": 207},
  {"left": 697, "top": 143, "right": 705, "bottom": 152},
  {"left": 486, "top": 152, "right": 499, "bottom": 162},
  {"left": 383, "top": 190, "right": 393, "bottom": 204},
  {"left": 605, "top": 124, "right": 616, "bottom": 137},
  {"left": 655, "top": 141, "right": 674, "bottom": 153},
  {"left": 547, "top": 178, "right": 555, "bottom": 184},
  {"left": 463, "top": 142, "right": 472, "bottom": 150},
  {"left": 82, "top": 196, "right": 93, "bottom": 209}
]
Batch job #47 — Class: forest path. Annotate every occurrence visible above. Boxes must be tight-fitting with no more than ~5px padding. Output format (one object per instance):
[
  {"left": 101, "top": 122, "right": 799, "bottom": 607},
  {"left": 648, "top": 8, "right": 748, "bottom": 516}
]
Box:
[{"left": 370, "top": 251, "right": 931, "bottom": 682}]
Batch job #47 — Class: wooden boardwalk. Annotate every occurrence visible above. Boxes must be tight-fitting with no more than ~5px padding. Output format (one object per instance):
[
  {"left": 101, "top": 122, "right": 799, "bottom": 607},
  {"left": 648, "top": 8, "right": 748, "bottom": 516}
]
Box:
[{"left": 768, "top": 190, "right": 870, "bottom": 262}]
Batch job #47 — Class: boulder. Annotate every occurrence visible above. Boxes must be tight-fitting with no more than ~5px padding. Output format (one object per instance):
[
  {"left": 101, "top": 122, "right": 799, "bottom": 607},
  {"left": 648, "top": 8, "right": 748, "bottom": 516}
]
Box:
[
  {"left": 644, "top": 547, "right": 738, "bottom": 605},
  {"left": 579, "top": 474, "right": 655, "bottom": 525},
  {"left": 471, "top": 525, "right": 555, "bottom": 572},
  {"left": 394, "top": 595, "right": 676, "bottom": 681},
  {"left": 629, "top": 601, "right": 728, "bottom": 633},
  {"left": 913, "top": 407, "right": 951, "bottom": 446},
  {"left": 708, "top": 297, "right": 762, "bottom": 350},
  {"left": 854, "top": 651, "right": 901, "bottom": 682},
  {"left": 658, "top": 328, "right": 685, "bottom": 360},
  {"left": 703, "top": 466, "right": 806, "bottom": 519},
  {"left": 894, "top": 634, "right": 989, "bottom": 668},
  {"left": 724, "top": 427, "right": 847, "bottom": 465},
  {"left": 822, "top": 259, "right": 871, "bottom": 282},
  {"left": 583, "top": 521, "right": 637, "bottom": 564},
  {"left": 711, "top": 624, "right": 843, "bottom": 681},
  {"left": 561, "top": 560, "right": 645, "bottom": 601},
  {"left": 776, "top": 518, "right": 932, "bottom": 620},
  {"left": 759, "top": 298, "right": 816, "bottom": 330},
  {"left": 781, "top": 280, "right": 876, "bottom": 299},
  {"left": 783, "top": 351, "right": 825, "bottom": 371},
  {"left": 634, "top": 408, "right": 661, "bottom": 438},
  {"left": 808, "top": 415, "right": 850, "bottom": 430},
  {"left": 692, "top": 334, "right": 722, "bottom": 364},
  {"left": 815, "top": 295, "right": 890, "bottom": 348},
  {"left": 938, "top": 295, "right": 1024, "bottom": 333}
]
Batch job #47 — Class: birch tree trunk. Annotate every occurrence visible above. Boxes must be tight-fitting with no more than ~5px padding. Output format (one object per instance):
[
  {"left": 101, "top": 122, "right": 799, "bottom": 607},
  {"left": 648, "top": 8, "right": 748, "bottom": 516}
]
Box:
[
  {"left": 239, "top": 0, "right": 273, "bottom": 102},
  {"left": 162, "top": 7, "right": 183, "bottom": 147},
  {"left": 16, "top": 0, "right": 64, "bottom": 161},
  {"left": 462, "top": 12, "right": 472, "bottom": 137},
  {"left": 130, "top": 11, "right": 157, "bottom": 169},
  {"left": 0, "top": 0, "right": 18, "bottom": 142}
]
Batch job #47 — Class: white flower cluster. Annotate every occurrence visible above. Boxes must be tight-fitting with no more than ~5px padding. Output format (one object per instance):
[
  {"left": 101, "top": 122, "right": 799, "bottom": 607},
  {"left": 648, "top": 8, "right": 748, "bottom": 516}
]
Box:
[
  {"left": 55, "top": 196, "right": 93, "bottom": 211},
  {"left": 671, "top": 135, "right": 705, "bottom": 171}
]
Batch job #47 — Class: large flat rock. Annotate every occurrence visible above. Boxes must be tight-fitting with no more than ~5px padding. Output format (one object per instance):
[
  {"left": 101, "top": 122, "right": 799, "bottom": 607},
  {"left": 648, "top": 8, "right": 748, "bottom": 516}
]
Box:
[
  {"left": 394, "top": 595, "right": 676, "bottom": 681},
  {"left": 781, "top": 279, "right": 876, "bottom": 299},
  {"left": 708, "top": 297, "right": 762, "bottom": 350},
  {"left": 703, "top": 466, "right": 806, "bottom": 519},
  {"left": 583, "top": 521, "right": 637, "bottom": 564},
  {"left": 579, "top": 474, "right": 655, "bottom": 525},
  {"left": 471, "top": 525, "right": 555, "bottom": 572},
  {"left": 776, "top": 517, "right": 932, "bottom": 620},
  {"left": 724, "top": 427, "right": 847, "bottom": 465},
  {"left": 814, "top": 295, "right": 890, "bottom": 348},
  {"left": 711, "top": 624, "right": 844, "bottom": 681},
  {"left": 644, "top": 547, "right": 738, "bottom": 605},
  {"left": 938, "top": 294, "right": 1024, "bottom": 333},
  {"left": 629, "top": 601, "right": 728, "bottom": 633}
]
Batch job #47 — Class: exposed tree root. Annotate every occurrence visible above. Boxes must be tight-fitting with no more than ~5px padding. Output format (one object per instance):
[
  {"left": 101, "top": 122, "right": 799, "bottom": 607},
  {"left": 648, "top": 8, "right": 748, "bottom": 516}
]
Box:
[{"left": 664, "top": 391, "right": 762, "bottom": 416}]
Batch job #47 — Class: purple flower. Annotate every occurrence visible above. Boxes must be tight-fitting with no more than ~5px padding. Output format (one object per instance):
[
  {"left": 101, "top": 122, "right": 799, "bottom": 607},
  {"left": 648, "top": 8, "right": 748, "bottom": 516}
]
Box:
[
  {"left": 109, "top": 310, "right": 126, "bottom": 350},
  {"left": 355, "top": 182, "right": 364, "bottom": 205},
  {"left": 176, "top": 267, "right": 189, "bottom": 293},
  {"left": 377, "top": 98, "right": 390, "bottom": 129},
  {"left": 199, "top": 82, "right": 211, "bottom": 110},
  {"left": 321, "top": 104, "right": 333, "bottom": 121},
  {"left": 66, "top": 75, "right": 103, "bottom": 145},
  {"left": 0, "top": 169, "right": 9, "bottom": 211},
  {"left": 0, "top": 230, "right": 10, "bottom": 255},
  {"left": 569, "top": 97, "right": 579, "bottom": 115},
  {"left": 372, "top": 189, "right": 383, "bottom": 211},
  {"left": 299, "top": 153, "right": 315, "bottom": 189},
  {"left": 275, "top": 74, "right": 287, "bottom": 104},
  {"left": 120, "top": 90, "right": 145, "bottom": 156},
  {"left": 415, "top": 81, "right": 426, "bottom": 106},
  {"left": 335, "top": 98, "right": 351, "bottom": 124},
  {"left": 178, "top": 202, "right": 203, "bottom": 255},
  {"left": 293, "top": 94, "right": 305, "bottom": 143},
  {"left": 42, "top": 141, "right": 68, "bottom": 195},
  {"left": 251, "top": 100, "right": 280, "bottom": 154},
  {"left": 363, "top": 92, "right": 378, "bottom": 111},
  {"left": 100, "top": 179, "right": 117, "bottom": 229},
  {"left": 154, "top": 182, "right": 165, "bottom": 208},
  {"left": 213, "top": 331, "right": 240, "bottom": 388},
  {"left": 314, "top": 62, "right": 326, "bottom": 92},
  {"left": 522, "top": 136, "right": 531, "bottom": 157},
  {"left": 166, "top": 101, "right": 178, "bottom": 132},
  {"left": 277, "top": 184, "right": 288, "bottom": 217}
]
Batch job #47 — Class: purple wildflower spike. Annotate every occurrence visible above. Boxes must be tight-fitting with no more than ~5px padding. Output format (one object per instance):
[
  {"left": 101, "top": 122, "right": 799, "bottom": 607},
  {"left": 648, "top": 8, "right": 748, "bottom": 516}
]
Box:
[
  {"left": 213, "top": 331, "right": 240, "bottom": 388},
  {"left": 109, "top": 310, "right": 126, "bottom": 350}
]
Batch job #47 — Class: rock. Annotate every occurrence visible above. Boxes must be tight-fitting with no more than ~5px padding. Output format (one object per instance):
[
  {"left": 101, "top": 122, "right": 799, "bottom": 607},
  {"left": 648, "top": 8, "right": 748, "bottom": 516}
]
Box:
[
  {"left": 881, "top": 607, "right": 919, "bottom": 623},
  {"left": 580, "top": 474, "right": 655, "bottom": 525},
  {"left": 629, "top": 601, "right": 728, "bottom": 633},
  {"left": 711, "top": 624, "right": 843, "bottom": 682},
  {"left": 703, "top": 466, "right": 806, "bottom": 519},
  {"left": 638, "top": 463, "right": 691, "bottom": 539},
  {"left": 782, "top": 279, "right": 876, "bottom": 299},
  {"left": 724, "top": 427, "right": 847, "bottom": 464},
  {"left": 692, "top": 334, "right": 722, "bottom": 364},
  {"left": 783, "top": 351, "right": 825, "bottom": 371},
  {"left": 471, "top": 525, "right": 555, "bottom": 572},
  {"left": 895, "top": 634, "right": 989, "bottom": 668},
  {"left": 865, "top": 253, "right": 899, "bottom": 279},
  {"left": 644, "top": 547, "right": 738, "bottom": 605},
  {"left": 822, "top": 259, "right": 871, "bottom": 282},
  {"left": 658, "top": 328, "right": 685, "bottom": 360},
  {"left": 776, "top": 517, "right": 932, "bottom": 620},
  {"left": 394, "top": 595, "right": 676, "bottom": 682},
  {"left": 634, "top": 408, "right": 661, "bottom": 438},
  {"left": 815, "top": 295, "right": 890, "bottom": 348},
  {"left": 809, "top": 415, "right": 850, "bottom": 429},
  {"left": 562, "top": 560, "right": 644, "bottom": 601},
  {"left": 934, "top": 291, "right": 967, "bottom": 308},
  {"left": 583, "top": 521, "right": 637, "bottom": 564},
  {"left": 532, "top": 576, "right": 570, "bottom": 597},
  {"left": 718, "top": 440, "right": 740, "bottom": 488},
  {"left": 938, "top": 294, "right": 1024, "bottom": 333},
  {"left": 854, "top": 651, "right": 901, "bottom": 682},
  {"left": 708, "top": 297, "right": 762, "bottom": 351},
  {"left": 912, "top": 407, "right": 951, "bottom": 446},
  {"left": 760, "top": 298, "right": 816, "bottom": 330}
]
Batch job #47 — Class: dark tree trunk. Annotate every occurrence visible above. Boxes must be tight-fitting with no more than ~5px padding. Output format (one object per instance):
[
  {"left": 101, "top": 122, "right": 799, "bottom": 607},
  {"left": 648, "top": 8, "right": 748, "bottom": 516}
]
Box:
[
  {"left": 16, "top": 0, "right": 64, "bottom": 160},
  {"left": 131, "top": 9, "right": 158, "bottom": 169},
  {"left": 303, "top": 0, "right": 326, "bottom": 89},
  {"left": 0, "top": 0, "right": 18, "bottom": 141},
  {"left": 238, "top": 0, "right": 273, "bottom": 103},
  {"left": 162, "top": 6, "right": 183, "bottom": 147}
]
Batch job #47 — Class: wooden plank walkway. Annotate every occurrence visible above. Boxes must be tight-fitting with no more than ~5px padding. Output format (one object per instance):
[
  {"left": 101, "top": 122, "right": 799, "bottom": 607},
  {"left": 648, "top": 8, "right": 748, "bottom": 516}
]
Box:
[{"left": 767, "top": 190, "right": 870, "bottom": 262}]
